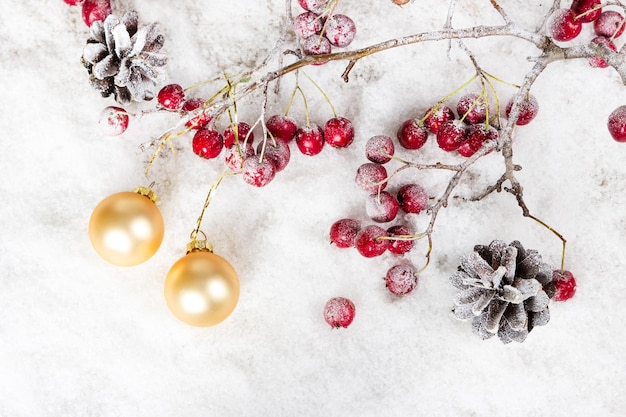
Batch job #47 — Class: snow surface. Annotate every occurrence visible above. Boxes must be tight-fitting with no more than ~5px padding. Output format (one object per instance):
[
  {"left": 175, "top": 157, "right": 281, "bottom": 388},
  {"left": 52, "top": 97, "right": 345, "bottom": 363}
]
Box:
[{"left": 1, "top": 0, "right": 625, "bottom": 416}]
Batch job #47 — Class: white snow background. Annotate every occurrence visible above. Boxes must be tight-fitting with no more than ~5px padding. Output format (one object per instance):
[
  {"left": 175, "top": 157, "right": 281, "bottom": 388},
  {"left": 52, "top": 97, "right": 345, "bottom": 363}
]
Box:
[{"left": 0, "top": 0, "right": 625, "bottom": 415}]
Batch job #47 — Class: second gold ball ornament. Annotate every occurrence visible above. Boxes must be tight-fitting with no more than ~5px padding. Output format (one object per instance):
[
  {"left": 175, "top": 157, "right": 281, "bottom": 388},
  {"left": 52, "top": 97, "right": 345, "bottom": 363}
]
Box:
[{"left": 164, "top": 242, "right": 239, "bottom": 327}]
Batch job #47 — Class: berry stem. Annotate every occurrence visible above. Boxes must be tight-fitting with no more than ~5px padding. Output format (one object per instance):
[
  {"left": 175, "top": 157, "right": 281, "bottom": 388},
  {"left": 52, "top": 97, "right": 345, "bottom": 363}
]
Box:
[
  {"left": 418, "top": 74, "right": 478, "bottom": 126},
  {"left": 303, "top": 71, "right": 337, "bottom": 118},
  {"left": 526, "top": 213, "right": 568, "bottom": 273}
]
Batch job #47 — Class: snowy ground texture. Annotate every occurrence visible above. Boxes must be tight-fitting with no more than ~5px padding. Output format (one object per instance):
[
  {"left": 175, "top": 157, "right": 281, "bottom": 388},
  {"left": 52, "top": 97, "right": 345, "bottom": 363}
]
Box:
[{"left": 1, "top": 0, "right": 625, "bottom": 415}]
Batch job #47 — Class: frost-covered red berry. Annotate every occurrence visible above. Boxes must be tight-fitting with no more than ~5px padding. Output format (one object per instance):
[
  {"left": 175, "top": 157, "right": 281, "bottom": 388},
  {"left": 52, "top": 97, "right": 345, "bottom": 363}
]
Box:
[
  {"left": 257, "top": 140, "right": 291, "bottom": 172},
  {"left": 267, "top": 114, "right": 298, "bottom": 143},
  {"left": 330, "top": 218, "right": 361, "bottom": 248},
  {"left": 324, "top": 14, "right": 357, "bottom": 47},
  {"left": 158, "top": 84, "right": 185, "bottom": 110},
  {"left": 81, "top": 0, "right": 111, "bottom": 27},
  {"left": 355, "top": 163, "right": 388, "bottom": 193},
  {"left": 63, "top": 0, "right": 84, "bottom": 6},
  {"left": 323, "top": 297, "right": 355, "bottom": 328},
  {"left": 365, "top": 191, "right": 400, "bottom": 223},
  {"left": 355, "top": 225, "right": 389, "bottom": 258},
  {"left": 548, "top": 9, "right": 583, "bottom": 42},
  {"left": 423, "top": 105, "right": 455, "bottom": 134},
  {"left": 242, "top": 156, "right": 276, "bottom": 187},
  {"left": 192, "top": 128, "right": 223, "bottom": 159},
  {"left": 458, "top": 125, "right": 498, "bottom": 157},
  {"left": 397, "top": 183, "right": 428, "bottom": 214},
  {"left": 294, "top": 12, "right": 323, "bottom": 39},
  {"left": 551, "top": 270, "right": 577, "bottom": 301},
  {"left": 299, "top": 0, "right": 330, "bottom": 14},
  {"left": 437, "top": 120, "right": 467, "bottom": 151},
  {"left": 386, "top": 225, "right": 414, "bottom": 255},
  {"left": 397, "top": 119, "right": 428, "bottom": 150},
  {"left": 182, "top": 98, "right": 212, "bottom": 129},
  {"left": 457, "top": 93, "right": 487, "bottom": 124},
  {"left": 99, "top": 106, "right": 129, "bottom": 136},
  {"left": 571, "top": 0, "right": 602, "bottom": 23},
  {"left": 224, "top": 122, "right": 254, "bottom": 148},
  {"left": 224, "top": 143, "right": 254, "bottom": 174},
  {"left": 607, "top": 105, "right": 626, "bottom": 142},
  {"left": 295, "top": 124, "right": 325, "bottom": 155},
  {"left": 589, "top": 36, "right": 617, "bottom": 68},
  {"left": 324, "top": 116, "right": 354, "bottom": 148},
  {"left": 385, "top": 264, "right": 418, "bottom": 295},
  {"left": 505, "top": 94, "right": 539, "bottom": 126},
  {"left": 594, "top": 11, "right": 625, "bottom": 38},
  {"left": 365, "top": 135, "right": 394, "bottom": 164},
  {"left": 301, "top": 35, "right": 332, "bottom": 61}
]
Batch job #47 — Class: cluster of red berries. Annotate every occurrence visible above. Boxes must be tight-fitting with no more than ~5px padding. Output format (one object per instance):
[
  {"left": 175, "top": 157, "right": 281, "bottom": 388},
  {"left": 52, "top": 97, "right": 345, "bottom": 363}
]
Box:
[
  {"left": 295, "top": 0, "right": 357, "bottom": 60},
  {"left": 155, "top": 83, "right": 356, "bottom": 187},
  {"left": 549, "top": 1, "right": 624, "bottom": 67},
  {"left": 63, "top": 0, "right": 111, "bottom": 27},
  {"left": 396, "top": 92, "right": 538, "bottom": 157}
]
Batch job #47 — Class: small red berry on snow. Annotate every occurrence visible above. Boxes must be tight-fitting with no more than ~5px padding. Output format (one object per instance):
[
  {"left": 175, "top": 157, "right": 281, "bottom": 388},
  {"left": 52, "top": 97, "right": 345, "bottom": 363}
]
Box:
[
  {"left": 355, "top": 163, "right": 388, "bottom": 194},
  {"left": 365, "top": 191, "right": 400, "bottom": 223},
  {"left": 224, "top": 122, "right": 254, "bottom": 148},
  {"left": 224, "top": 143, "right": 254, "bottom": 174},
  {"left": 257, "top": 140, "right": 291, "bottom": 172},
  {"left": 397, "top": 183, "right": 428, "bottom": 214},
  {"left": 385, "top": 264, "right": 418, "bottom": 295},
  {"left": 158, "top": 84, "right": 186, "bottom": 110},
  {"left": 355, "top": 225, "right": 389, "bottom": 258},
  {"left": 548, "top": 9, "right": 583, "bottom": 42},
  {"left": 301, "top": 35, "right": 332, "bottom": 62},
  {"left": 458, "top": 124, "right": 498, "bottom": 157},
  {"left": 608, "top": 105, "right": 626, "bottom": 142},
  {"left": 294, "top": 12, "right": 323, "bottom": 39},
  {"left": 182, "top": 98, "right": 212, "bottom": 129},
  {"left": 81, "top": 0, "right": 111, "bottom": 27},
  {"left": 323, "top": 297, "right": 355, "bottom": 328},
  {"left": 423, "top": 105, "right": 455, "bottom": 134},
  {"left": 324, "top": 14, "right": 357, "bottom": 48},
  {"left": 192, "top": 128, "right": 223, "bottom": 159},
  {"left": 324, "top": 116, "right": 355, "bottom": 148},
  {"left": 551, "top": 270, "right": 577, "bottom": 301},
  {"left": 266, "top": 115, "right": 298, "bottom": 143},
  {"left": 386, "top": 225, "right": 414, "bottom": 255},
  {"left": 571, "top": 0, "right": 602, "bottom": 23},
  {"left": 98, "top": 106, "right": 129, "bottom": 136},
  {"left": 330, "top": 218, "right": 361, "bottom": 248},
  {"left": 457, "top": 93, "right": 487, "bottom": 125},
  {"left": 397, "top": 119, "right": 428, "bottom": 150},
  {"left": 594, "top": 11, "right": 625, "bottom": 39},
  {"left": 242, "top": 156, "right": 276, "bottom": 187},
  {"left": 298, "top": 0, "right": 330, "bottom": 14},
  {"left": 295, "top": 124, "right": 325, "bottom": 155},
  {"left": 589, "top": 36, "right": 617, "bottom": 68},
  {"left": 63, "top": 0, "right": 84, "bottom": 6},
  {"left": 365, "top": 135, "right": 394, "bottom": 164},
  {"left": 437, "top": 120, "right": 468, "bottom": 151},
  {"left": 505, "top": 94, "right": 539, "bottom": 126}
]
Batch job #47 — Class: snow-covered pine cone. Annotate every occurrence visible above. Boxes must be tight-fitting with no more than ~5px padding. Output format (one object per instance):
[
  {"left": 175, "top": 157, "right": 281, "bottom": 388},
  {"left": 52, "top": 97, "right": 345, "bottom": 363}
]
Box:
[
  {"left": 450, "top": 240, "right": 556, "bottom": 344},
  {"left": 81, "top": 11, "right": 166, "bottom": 104}
]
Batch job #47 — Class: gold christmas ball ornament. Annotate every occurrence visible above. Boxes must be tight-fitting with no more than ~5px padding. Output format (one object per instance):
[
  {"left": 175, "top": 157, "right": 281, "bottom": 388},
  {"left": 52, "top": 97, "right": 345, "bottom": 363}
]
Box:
[
  {"left": 88, "top": 188, "right": 165, "bottom": 266},
  {"left": 164, "top": 244, "right": 240, "bottom": 327}
]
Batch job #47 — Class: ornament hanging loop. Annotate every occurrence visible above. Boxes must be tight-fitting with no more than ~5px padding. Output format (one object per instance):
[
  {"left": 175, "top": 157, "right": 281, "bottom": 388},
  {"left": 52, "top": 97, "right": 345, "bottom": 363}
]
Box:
[{"left": 187, "top": 230, "right": 213, "bottom": 254}]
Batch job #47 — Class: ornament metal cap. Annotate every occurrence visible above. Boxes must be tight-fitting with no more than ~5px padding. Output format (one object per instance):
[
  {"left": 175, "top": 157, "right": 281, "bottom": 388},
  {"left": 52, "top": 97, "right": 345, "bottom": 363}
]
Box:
[
  {"left": 133, "top": 185, "right": 159, "bottom": 204},
  {"left": 186, "top": 231, "right": 214, "bottom": 254}
]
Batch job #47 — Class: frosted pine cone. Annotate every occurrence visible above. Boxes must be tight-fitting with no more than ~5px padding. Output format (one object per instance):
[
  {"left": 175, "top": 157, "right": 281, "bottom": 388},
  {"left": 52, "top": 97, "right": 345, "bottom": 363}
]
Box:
[
  {"left": 81, "top": 11, "right": 166, "bottom": 104},
  {"left": 450, "top": 240, "right": 555, "bottom": 344}
]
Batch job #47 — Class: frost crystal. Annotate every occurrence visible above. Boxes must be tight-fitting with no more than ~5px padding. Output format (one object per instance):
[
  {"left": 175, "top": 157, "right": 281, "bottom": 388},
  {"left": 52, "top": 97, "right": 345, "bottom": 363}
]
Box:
[
  {"left": 81, "top": 11, "right": 167, "bottom": 104},
  {"left": 450, "top": 240, "right": 555, "bottom": 344}
]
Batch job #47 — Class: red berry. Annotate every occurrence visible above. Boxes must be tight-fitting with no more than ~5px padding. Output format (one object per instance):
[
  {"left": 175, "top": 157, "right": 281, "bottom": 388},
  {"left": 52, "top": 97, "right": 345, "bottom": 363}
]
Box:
[
  {"left": 295, "top": 124, "right": 325, "bottom": 155},
  {"left": 324, "top": 116, "right": 354, "bottom": 148},
  {"left": 182, "top": 98, "right": 212, "bottom": 129},
  {"left": 192, "top": 128, "right": 223, "bottom": 159},
  {"left": 242, "top": 156, "right": 276, "bottom": 187},
  {"left": 423, "top": 105, "right": 455, "bottom": 134},
  {"left": 607, "top": 105, "right": 626, "bottom": 142},
  {"left": 330, "top": 218, "right": 361, "bottom": 248},
  {"left": 257, "top": 140, "right": 291, "bottom": 172},
  {"left": 266, "top": 115, "right": 298, "bottom": 143},
  {"left": 224, "top": 122, "right": 254, "bottom": 148},
  {"left": 436, "top": 120, "right": 467, "bottom": 151},
  {"left": 81, "top": 0, "right": 111, "bottom": 27},
  {"left": 551, "top": 270, "right": 577, "bottom": 301},
  {"left": 301, "top": 35, "right": 332, "bottom": 62},
  {"left": 548, "top": 9, "right": 583, "bottom": 42},
  {"left": 397, "top": 183, "right": 428, "bottom": 214},
  {"left": 63, "top": 0, "right": 84, "bottom": 6},
  {"left": 571, "top": 0, "right": 602, "bottom": 23},
  {"left": 505, "top": 94, "right": 539, "bottom": 126},
  {"left": 365, "top": 191, "right": 400, "bottom": 223},
  {"left": 355, "top": 163, "right": 388, "bottom": 194},
  {"left": 594, "top": 11, "right": 625, "bottom": 38},
  {"left": 298, "top": 0, "right": 330, "bottom": 14},
  {"left": 98, "top": 106, "right": 129, "bottom": 136},
  {"left": 457, "top": 93, "right": 487, "bottom": 125},
  {"left": 224, "top": 143, "right": 254, "bottom": 174},
  {"left": 324, "top": 14, "right": 357, "bottom": 47},
  {"left": 294, "top": 12, "right": 323, "bottom": 38},
  {"left": 589, "top": 36, "right": 617, "bottom": 68},
  {"left": 458, "top": 125, "right": 499, "bottom": 157},
  {"left": 355, "top": 225, "right": 389, "bottom": 258},
  {"left": 397, "top": 119, "right": 428, "bottom": 150},
  {"left": 158, "top": 84, "right": 185, "bottom": 110},
  {"left": 386, "top": 225, "right": 414, "bottom": 255},
  {"left": 365, "top": 135, "right": 394, "bottom": 164},
  {"left": 323, "top": 297, "right": 355, "bottom": 328},
  {"left": 385, "top": 264, "right": 418, "bottom": 295}
]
